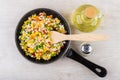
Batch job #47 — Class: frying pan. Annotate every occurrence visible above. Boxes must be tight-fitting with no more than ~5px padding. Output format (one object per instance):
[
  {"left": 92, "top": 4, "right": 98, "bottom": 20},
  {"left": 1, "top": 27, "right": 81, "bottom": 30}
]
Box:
[{"left": 15, "top": 8, "right": 107, "bottom": 77}]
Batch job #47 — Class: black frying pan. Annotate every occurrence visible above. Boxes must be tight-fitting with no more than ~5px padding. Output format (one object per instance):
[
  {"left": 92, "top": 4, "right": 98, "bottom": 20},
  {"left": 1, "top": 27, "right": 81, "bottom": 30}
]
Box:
[{"left": 15, "top": 8, "right": 107, "bottom": 77}]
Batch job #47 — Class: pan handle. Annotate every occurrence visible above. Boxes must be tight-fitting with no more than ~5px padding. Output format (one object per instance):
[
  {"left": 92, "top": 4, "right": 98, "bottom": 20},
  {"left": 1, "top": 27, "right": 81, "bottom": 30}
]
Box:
[{"left": 66, "top": 49, "right": 107, "bottom": 77}]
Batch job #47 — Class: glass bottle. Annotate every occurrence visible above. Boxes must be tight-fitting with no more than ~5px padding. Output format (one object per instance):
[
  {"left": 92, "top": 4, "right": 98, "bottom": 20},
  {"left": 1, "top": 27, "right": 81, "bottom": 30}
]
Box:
[{"left": 71, "top": 4, "right": 103, "bottom": 32}]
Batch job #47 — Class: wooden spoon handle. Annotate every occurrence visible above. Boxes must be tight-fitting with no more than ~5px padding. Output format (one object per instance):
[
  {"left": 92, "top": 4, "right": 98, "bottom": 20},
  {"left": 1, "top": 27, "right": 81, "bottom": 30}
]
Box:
[{"left": 65, "top": 34, "right": 108, "bottom": 42}]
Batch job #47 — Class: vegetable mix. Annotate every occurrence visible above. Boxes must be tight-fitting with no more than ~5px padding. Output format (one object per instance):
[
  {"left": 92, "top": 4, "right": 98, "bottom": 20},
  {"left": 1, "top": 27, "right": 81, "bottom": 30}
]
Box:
[{"left": 19, "top": 12, "right": 66, "bottom": 60}]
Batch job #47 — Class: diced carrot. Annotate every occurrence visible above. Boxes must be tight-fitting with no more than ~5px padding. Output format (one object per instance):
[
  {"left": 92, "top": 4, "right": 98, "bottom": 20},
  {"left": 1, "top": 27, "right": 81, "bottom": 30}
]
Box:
[
  {"left": 43, "top": 30, "right": 47, "bottom": 34},
  {"left": 38, "top": 52, "right": 42, "bottom": 55},
  {"left": 47, "top": 15, "right": 52, "bottom": 18},
  {"left": 47, "top": 22, "right": 50, "bottom": 24},
  {"left": 34, "top": 28, "right": 38, "bottom": 31},
  {"left": 36, "top": 17, "right": 40, "bottom": 21}
]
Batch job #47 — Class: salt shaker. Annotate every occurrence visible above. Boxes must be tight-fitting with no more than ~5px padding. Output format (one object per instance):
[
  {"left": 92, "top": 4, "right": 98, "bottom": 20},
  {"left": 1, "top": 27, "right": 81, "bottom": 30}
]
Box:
[{"left": 79, "top": 42, "right": 93, "bottom": 56}]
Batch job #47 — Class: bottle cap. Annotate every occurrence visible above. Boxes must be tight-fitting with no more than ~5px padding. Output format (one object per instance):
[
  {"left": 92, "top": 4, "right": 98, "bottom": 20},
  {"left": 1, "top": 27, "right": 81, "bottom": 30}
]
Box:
[{"left": 85, "top": 7, "right": 96, "bottom": 18}]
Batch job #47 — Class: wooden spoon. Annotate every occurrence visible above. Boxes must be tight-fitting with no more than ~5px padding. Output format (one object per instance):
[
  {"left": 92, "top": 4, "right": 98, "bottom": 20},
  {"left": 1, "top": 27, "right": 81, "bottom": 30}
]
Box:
[{"left": 51, "top": 31, "right": 108, "bottom": 43}]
